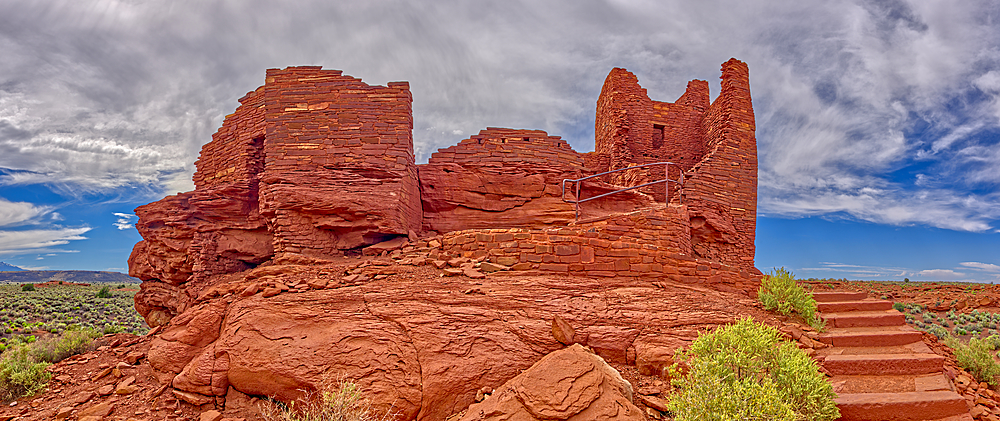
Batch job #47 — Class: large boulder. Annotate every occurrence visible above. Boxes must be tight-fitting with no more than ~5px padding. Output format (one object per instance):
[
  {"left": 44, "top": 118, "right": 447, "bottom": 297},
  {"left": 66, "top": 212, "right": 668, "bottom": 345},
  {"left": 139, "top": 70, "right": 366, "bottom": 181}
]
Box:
[{"left": 457, "top": 343, "right": 644, "bottom": 421}]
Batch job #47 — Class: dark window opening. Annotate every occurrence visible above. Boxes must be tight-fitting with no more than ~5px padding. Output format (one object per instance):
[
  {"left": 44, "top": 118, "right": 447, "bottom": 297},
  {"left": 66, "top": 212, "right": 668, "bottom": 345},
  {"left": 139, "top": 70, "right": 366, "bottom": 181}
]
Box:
[{"left": 652, "top": 124, "right": 665, "bottom": 149}]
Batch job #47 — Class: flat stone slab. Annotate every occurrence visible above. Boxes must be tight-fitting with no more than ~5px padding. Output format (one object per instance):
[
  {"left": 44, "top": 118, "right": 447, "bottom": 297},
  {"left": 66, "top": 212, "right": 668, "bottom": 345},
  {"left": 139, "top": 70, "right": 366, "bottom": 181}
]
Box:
[
  {"left": 825, "top": 310, "right": 906, "bottom": 328},
  {"left": 813, "top": 291, "right": 869, "bottom": 302},
  {"left": 818, "top": 331, "right": 923, "bottom": 347},
  {"left": 824, "top": 354, "right": 944, "bottom": 375},
  {"left": 818, "top": 299, "right": 894, "bottom": 313},
  {"left": 835, "top": 391, "right": 968, "bottom": 421}
]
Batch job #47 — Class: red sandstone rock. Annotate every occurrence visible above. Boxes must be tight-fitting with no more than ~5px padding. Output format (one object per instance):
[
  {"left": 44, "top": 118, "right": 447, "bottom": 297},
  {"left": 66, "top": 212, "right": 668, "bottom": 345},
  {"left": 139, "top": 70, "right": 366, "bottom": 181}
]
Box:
[
  {"left": 143, "top": 263, "right": 764, "bottom": 421},
  {"left": 456, "top": 344, "right": 644, "bottom": 420},
  {"left": 129, "top": 61, "right": 764, "bottom": 421},
  {"left": 552, "top": 315, "right": 576, "bottom": 345}
]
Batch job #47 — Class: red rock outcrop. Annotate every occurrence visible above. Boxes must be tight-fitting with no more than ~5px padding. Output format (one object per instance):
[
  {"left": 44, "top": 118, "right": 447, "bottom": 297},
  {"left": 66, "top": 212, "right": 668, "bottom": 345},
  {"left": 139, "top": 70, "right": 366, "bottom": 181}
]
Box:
[
  {"left": 128, "top": 60, "right": 763, "bottom": 421},
  {"left": 141, "top": 260, "right": 768, "bottom": 420},
  {"left": 457, "top": 343, "right": 644, "bottom": 421}
]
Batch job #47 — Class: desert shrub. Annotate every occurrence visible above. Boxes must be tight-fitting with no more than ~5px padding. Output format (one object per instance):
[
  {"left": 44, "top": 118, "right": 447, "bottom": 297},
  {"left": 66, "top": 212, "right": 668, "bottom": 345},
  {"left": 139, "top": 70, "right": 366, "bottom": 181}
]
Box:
[
  {"left": 259, "top": 379, "right": 395, "bottom": 421},
  {"left": 95, "top": 286, "right": 112, "bottom": 299},
  {"left": 28, "top": 328, "right": 98, "bottom": 364},
  {"left": 758, "top": 268, "right": 823, "bottom": 330},
  {"left": 892, "top": 302, "right": 905, "bottom": 312},
  {"left": 945, "top": 336, "right": 1000, "bottom": 387},
  {"left": 0, "top": 345, "right": 51, "bottom": 402},
  {"left": 667, "top": 317, "right": 839, "bottom": 421},
  {"left": 102, "top": 323, "right": 124, "bottom": 335},
  {"left": 20, "top": 284, "right": 34, "bottom": 292}
]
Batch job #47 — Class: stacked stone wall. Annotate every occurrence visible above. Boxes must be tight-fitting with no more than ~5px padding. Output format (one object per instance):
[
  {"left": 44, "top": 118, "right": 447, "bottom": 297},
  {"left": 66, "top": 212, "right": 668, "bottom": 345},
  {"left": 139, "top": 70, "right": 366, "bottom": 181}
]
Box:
[
  {"left": 193, "top": 87, "right": 267, "bottom": 189},
  {"left": 682, "top": 59, "right": 757, "bottom": 271},
  {"left": 590, "top": 59, "right": 757, "bottom": 273},
  {"left": 420, "top": 128, "right": 590, "bottom": 233},
  {"left": 428, "top": 128, "right": 584, "bottom": 170},
  {"left": 260, "top": 67, "right": 421, "bottom": 257},
  {"left": 437, "top": 206, "right": 757, "bottom": 294},
  {"left": 649, "top": 79, "right": 710, "bottom": 171}
]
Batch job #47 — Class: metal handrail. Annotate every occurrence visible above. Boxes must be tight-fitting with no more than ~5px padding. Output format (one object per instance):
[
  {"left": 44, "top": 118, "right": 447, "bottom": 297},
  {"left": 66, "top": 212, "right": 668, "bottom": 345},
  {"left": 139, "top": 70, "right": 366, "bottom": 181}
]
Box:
[{"left": 561, "top": 162, "right": 684, "bottom": 220}]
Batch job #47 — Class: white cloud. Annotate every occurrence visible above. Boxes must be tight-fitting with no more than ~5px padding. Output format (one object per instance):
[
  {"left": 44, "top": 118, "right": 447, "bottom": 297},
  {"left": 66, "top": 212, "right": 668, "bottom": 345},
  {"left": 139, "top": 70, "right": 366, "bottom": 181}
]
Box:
[
  {"left": 0, "top": 227, "right": 91, "bottom": 256},
  {"left": 113, "top": 212, "right": 136, "bottom": 230},
  {"left": 914, "top": 269, "right": 966, "bottom": 280},
  {"left": 0, "top": 198, "right": 51, "bottom": 227},
  {"left": 974, "top": 71, "right": 1000, "bottom": 93},
  {"left": 799, "top": 261, "right": 908, "bottom": 279},
  {"left": 960, "top": 262, "right": 1000, "bottom": 273}
]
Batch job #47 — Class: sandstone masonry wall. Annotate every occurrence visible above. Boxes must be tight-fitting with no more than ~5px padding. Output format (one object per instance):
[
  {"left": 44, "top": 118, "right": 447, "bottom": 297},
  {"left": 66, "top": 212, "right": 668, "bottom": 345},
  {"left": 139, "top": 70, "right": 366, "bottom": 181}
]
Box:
[
  {"left": 436, "top": 206, "right": 756, "bottom": 293},
  {"left": 590, "top": 59, "right": 757, "bottom": 272},
  {"left": 419, "top": 128, "right": 589, "bottom": 233},
  {"left": 259, "top": 67, "right": 421, "bottom": 257},
  {"left": 682, "top": 59, "right": 757, "bottom": 270},
  {"left": 130, "top": 60, "right": 761, "bottom": 326},
  {"left": 192, "top": 87, "right": 267, "bottom": 189}
]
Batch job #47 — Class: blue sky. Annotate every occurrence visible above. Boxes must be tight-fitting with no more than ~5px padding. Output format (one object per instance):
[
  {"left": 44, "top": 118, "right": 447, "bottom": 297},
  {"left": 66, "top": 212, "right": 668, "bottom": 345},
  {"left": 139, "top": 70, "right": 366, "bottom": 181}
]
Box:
[{"left": 1, "top": 1, "right": 999, "bottom": 282}]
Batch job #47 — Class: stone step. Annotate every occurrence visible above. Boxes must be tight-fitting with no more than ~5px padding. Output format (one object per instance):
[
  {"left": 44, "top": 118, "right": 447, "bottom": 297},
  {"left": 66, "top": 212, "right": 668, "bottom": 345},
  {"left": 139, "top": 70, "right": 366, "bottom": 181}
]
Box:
[
  {"left": 818, "top": 330, "right": 923, "bottom": 347},
  {"left": 830, "top": 373, "right": 953, "bottom": 394},
  {"left": 835, "top": 391, "right": 968, "bottom": 421},
  {"left": 817, "top": 299, "right": 894, "bottom": 313},
  {"left": 825, "top": 310, "right": 907, "bottom": 328},
  {"left": 813, "top": 291, "right": 868, "bottom": 302},
  {"left": 823, "top": 354, "right": 945, "bottom": 375},
  {"left": 817, "top": 341, "right": 935, "bottom": 357}
]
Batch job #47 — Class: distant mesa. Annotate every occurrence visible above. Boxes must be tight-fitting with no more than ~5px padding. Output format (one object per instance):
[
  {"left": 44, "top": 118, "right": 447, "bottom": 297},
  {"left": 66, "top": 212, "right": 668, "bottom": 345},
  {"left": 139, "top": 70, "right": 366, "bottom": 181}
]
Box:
[
  {"left": 0, "top": 270, "right": 139, "bottom": 285},
  {"left": 0, "top": 261, "right": 25, "bottom": 271}
]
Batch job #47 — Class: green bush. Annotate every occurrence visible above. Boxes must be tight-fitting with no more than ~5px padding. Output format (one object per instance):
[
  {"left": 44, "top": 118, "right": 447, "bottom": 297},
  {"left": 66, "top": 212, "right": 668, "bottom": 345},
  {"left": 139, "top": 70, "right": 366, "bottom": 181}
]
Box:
[
  {"left": 667, "top": 317, "right": 839, "bottom": 421},
  {"left": 102, "top": 323, "right": 124, "bottom": 335},
  {"left": 758, "top": 268, "right": 823, "bottom": 330},
  {"left": 20, "top": 284, "right": 34, "bottom": 292},
  {"left": 28, "top": 328, "right": 98, "bottom": 364},
  {"left": 892, "top": 302, "right": 905, "bottom": 312},
  {"left": 95, "top": 286, "right": 112, "bottom": 299},
  {"left": 946, "top": 336, "right": 1000, "bottom": 387},
  {"left": 0, "top": 345, "right": 51, "bottom": 402}
]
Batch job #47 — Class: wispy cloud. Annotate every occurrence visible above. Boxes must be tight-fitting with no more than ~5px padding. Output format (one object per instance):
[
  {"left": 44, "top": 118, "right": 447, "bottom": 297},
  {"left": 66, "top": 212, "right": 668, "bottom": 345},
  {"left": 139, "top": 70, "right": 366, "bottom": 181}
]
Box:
[
  {"left": 112, "top": 212, "right": 136, "bottom": 230},
  {"left": 799, "top": 261, "right": 1000, "bottom": 282},
  {"left": 0, "top": 197, "right": 51, "bottom": 227},
  {"left": 800, "top": 262, "right": 908, "bottom": 279},
  {"left": 914, "top": 269, "right": 966, "bottom": 280},
  {"left": 960, "top": 262, "right": 1000, "bottom": 273},
  {"left": 0, "top": 227, "right": 92, "bottom": 256}
]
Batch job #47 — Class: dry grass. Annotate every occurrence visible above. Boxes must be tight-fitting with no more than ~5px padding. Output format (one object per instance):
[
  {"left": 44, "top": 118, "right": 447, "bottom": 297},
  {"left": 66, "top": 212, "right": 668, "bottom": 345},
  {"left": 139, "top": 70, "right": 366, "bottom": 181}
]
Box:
[{"left": 259, "top": 379, "right": 397, "bottom": 421}]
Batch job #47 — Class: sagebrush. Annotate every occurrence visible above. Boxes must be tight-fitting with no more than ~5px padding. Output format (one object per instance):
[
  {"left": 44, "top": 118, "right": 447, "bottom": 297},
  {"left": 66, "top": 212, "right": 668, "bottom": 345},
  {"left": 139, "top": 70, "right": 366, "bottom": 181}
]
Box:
[
  {"left": 0, "top": 327, "right": 100, "bottom": 402},
  {"left": 758, "top": 267, "right": 823, "bottom": 330},
  {"left": 944, "top": 335, "right": 1000, "bottom": 387},
  {"left": 668, "top": 317, "right": 839, "bottom": 421},
  {"left": 0, "top": 342, "right": 50, "bottom": 402}
]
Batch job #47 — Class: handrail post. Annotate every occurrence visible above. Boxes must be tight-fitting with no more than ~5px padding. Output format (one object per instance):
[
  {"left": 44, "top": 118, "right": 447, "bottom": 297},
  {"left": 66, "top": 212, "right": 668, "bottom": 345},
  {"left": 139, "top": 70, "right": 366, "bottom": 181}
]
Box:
[{"left": 575, "top": 180, "right": 581, "bottom": 220}]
